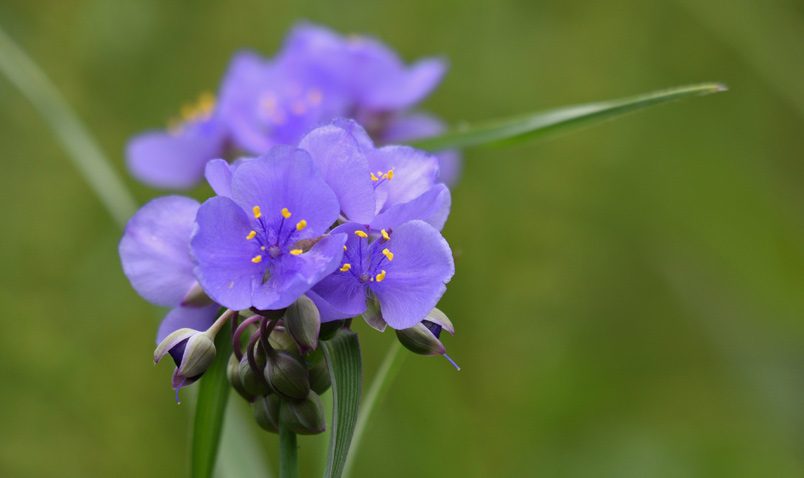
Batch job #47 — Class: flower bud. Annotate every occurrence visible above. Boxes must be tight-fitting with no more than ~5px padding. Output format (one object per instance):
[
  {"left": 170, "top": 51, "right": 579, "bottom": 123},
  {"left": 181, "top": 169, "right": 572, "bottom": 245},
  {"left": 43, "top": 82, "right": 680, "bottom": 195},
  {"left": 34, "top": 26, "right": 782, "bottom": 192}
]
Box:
[
  {"left": 285, "top": 295, "right": 321, "bottom": 354},
  {"left": 396, "top": 308, "right": 460, "bottom": 370},
  {"left": 264, "top": 350, "right": 310, "bottom": 400},
  {"left": 361, "top": 297, "right": 387, "bottom": 332},
  {"left": 228, "top": 355, "right": 255, "bottom": 402},
  {"left": 279, "top": 391, "right": 326, "bottom": 435},
  {"left": 180, "top": 282, "right": 214, "bottom": 307},
  {"left": 154, "top": 328, "right": 217, "bottom": 395},
  {"left": 267, "top": 326, "right": 299, "bottom": 354},
  {"left": 239, "top": 349, "right": 270, "bottom": 397},
  {"left": 307, "top": 352, "right": 331, "bottom": 394},
  {"left": 253, "top": 394, "right": 281, "bottom": 433}
]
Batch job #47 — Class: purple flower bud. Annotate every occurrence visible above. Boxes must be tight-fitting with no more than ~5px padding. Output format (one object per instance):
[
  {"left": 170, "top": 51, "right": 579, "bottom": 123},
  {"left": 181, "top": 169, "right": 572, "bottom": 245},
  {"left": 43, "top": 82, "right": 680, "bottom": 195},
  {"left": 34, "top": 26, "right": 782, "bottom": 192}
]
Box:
[
  {"left": 395, "top": 308, "right": 460, "bottom": 370},
  {"left": 154, "top": 327, "right": 217, "bottom": 401}
]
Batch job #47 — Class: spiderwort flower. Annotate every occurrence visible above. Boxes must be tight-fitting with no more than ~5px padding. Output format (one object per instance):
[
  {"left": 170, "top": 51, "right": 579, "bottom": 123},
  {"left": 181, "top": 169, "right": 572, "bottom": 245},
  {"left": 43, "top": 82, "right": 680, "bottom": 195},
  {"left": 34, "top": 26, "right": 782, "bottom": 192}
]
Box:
[
  {"left": 309, "top": 220, "right": 454, "bottom": 329},
  {"left": 118, "top": 196, "right": 220, "bottom": 342},
  {"left": 190, "top": 147, "right": 347, "bottom": 311},
  {"left": 127, "top": 92, "right": 228, "bottom": 189}
]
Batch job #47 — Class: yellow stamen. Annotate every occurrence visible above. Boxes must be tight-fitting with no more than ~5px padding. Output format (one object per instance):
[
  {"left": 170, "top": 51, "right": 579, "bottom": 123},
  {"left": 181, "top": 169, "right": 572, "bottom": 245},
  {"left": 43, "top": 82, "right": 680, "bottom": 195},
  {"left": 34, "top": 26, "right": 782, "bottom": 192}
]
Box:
[
  {"left": 252, "top": 206, "right": 262, "bottom": 219},
  {"left": 375, "top": 270, "right": 387, "bottom": 282},
  {"left": 381, "top": 229, "right": 390, "bottom": 241},
  {"left": 289, "top": 249, "right": 303, "bottom": 256},
  {"left": 385, "top": 169, "right": 394, "bottom": 180},
  {"left": 251, "top": 255, "right": 263, "bottom": 264},
  {"left": 343, "top": 245, "right": 348, "bottom": 251},
  {"left": 295, "top": 219, "right": 307, "bottom": 231},
  {"left": 382, "top": 248, "right": 394, "bottom": 261},
  {"left": 354, "top": 230, "right": 368, "bottom": 239},
  {"left": 370, "top": 172, "right": 379, "bottom": 182},
  {"left": 281, "top": 208, "right": 292, "bottom": 219},
  {"left": 246, "top": 230, "right": 257, "bottom": 240},
  {"left": 339, "top": 263, "right": 352, "bottom": 272},
  {"left": 260, "top": 246, "right": 266, "bottom": 251}
]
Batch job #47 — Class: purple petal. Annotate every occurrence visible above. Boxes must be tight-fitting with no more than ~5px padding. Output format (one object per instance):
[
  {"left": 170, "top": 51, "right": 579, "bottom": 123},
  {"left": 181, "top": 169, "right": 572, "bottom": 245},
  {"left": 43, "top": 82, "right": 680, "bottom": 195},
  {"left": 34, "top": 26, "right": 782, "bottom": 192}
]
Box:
[
  {"left": 298, "top": 121, "right": 376, "bottom": 223},
  {"left": 250, "top": 233, "right": 347, "bottom": 311},
  {"left": 156, "top": 305, "right": 220, "bottom": 343},
  {"left": 368, "top": 145, "right": 439, "bottom": 212},
  {"left": 119, "top": 196, "right": 199, "bottom": 307},
  {"left": 371, "top": 184, "right": 451, "bottom": 231},
  {"left": 191, "top": 196, "right": 261, "bottom": 311},
  {"left": 370, "top": 220, "right": 454, "bottom": 329},
  {"left": 204, "top": 159, "right": 233, "bottom": 197},
  {"left": 362, "top": 57, "right": 446, "bottom": 111},
  {"left": 230, "top": 147, "right": 340, "bottom": 237},
  {"left": 126, "top": 119, "right": 226, "bottom": 190}
]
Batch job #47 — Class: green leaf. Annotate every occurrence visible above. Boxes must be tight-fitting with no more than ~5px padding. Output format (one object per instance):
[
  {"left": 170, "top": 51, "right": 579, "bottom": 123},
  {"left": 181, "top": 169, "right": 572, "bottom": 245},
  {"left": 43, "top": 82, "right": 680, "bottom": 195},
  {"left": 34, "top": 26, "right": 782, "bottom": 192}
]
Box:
[
  {"left": 215, "top": 400, "right": 272, "bottom": 478},
  {"left": 321, "top": 330, "right": 362, "bottom": 478},
  {"left": 408, "top": 83, "right": 727, "bottom": 151},
  {"left": 191, "top": 320, "right": 232, "bottom": 478}
]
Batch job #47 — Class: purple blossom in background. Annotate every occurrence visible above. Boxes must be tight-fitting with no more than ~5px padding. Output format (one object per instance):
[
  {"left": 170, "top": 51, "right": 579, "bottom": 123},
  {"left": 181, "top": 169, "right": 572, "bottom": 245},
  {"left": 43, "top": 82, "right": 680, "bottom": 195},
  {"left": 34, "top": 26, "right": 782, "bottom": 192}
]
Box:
[
  {"left": 309, "top": 221, "right": 454, "bottom": 330},
  {"left": 190, "top": 147, "right": 347, "bottom": 311},
  {"left": 125, "top": 22, "right": 460, "bottom": 190}
]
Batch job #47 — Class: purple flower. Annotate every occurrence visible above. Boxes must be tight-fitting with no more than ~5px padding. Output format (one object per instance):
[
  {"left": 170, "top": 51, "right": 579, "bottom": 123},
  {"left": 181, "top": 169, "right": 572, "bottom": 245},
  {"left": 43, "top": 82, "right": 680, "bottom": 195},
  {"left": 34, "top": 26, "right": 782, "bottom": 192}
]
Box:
[
  {"left": 118, "top": 195, "right": 219, "bottom": 342},
  {"left": 190, "top": 147, "right": 347, "bottom": 311},
  {"left": 127, "top": 93, "right": 228, "bottom": 189},
  {"left": 382, "top": 113, "right": 462, "bottom": 186},
  {"left": 309, "top": 220, "right": 454, "bottom": 329}
]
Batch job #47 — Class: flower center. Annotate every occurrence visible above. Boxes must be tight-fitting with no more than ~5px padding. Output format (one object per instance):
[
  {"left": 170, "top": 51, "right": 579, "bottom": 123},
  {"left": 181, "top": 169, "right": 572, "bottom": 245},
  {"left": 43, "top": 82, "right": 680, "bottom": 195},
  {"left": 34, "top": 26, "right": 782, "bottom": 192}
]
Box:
[
  {"left": 245, "top": 205, "right": 308, "bottom": 267},
  {"left": 370, "top": 168, "right": 395, "bottom": 188},
  {"left": 338, "top": 228, "right": 394, "bottom": 284},
  {"left": 168, "top": 92, "right": 215, "bottom": 133}
]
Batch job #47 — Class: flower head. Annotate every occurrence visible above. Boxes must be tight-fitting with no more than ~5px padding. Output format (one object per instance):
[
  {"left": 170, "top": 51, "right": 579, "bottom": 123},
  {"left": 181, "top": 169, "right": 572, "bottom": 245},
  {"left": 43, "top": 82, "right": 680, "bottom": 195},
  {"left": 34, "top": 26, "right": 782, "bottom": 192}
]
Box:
[
  {"left": 309, "top": 220, "right": 454, "bottom": 329},
  {"left": 190, "top": 147, "right": 346, "bottom": 311}
]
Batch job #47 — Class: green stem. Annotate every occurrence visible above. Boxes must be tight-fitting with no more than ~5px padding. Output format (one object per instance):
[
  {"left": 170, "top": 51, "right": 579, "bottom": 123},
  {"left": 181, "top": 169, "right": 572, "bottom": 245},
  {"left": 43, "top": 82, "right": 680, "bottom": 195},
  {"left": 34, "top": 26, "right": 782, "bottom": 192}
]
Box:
[
  {"left": 342, "top": 341, "right": 407, "bottom": 478},
  {"left": 278, "top": 417, "right": 298, "bottom": 478},
  {"left": 0, "top": 26, "right": 137, "bottom": 227}
]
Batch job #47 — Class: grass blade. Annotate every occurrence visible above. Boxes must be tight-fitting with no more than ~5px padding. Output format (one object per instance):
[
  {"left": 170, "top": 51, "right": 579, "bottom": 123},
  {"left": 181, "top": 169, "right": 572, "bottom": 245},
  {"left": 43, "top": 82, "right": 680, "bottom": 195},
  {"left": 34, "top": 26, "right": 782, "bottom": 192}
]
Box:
[
  {"left": 321, "top": 330, "right": 362, "bottom": 478},
  {"left": 409, "top": 83, "right": 727, "bottom": 151}
]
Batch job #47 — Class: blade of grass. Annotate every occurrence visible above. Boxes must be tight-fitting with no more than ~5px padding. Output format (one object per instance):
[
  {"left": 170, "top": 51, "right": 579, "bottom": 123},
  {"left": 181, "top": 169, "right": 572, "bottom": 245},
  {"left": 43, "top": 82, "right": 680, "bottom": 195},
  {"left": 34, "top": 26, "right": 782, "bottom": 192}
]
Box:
[
  {"left": 409, "top": 83, "right": 727, "bottom": 151},
  {"left": 0, "top": 26, "right": 136, "bottom": 226}
]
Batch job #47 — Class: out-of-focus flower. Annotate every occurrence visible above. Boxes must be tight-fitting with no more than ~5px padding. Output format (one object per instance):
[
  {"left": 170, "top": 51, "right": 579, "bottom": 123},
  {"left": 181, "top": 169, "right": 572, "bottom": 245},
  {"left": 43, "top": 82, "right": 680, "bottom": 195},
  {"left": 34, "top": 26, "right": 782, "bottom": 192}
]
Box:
[{"left": 190, "top": 147, "right": 347, "bottom": 311}]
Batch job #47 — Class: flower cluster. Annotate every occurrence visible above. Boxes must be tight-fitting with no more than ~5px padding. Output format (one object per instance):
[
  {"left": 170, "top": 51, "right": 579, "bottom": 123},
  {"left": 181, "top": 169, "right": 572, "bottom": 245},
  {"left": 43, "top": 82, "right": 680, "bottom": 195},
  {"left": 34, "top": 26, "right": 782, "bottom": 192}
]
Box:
[
  {"left": 127, "top": 23, "right": 460, "bottom": 190},
  {"left": 120, "top": 119, "right": 458, "bottom": 430}
]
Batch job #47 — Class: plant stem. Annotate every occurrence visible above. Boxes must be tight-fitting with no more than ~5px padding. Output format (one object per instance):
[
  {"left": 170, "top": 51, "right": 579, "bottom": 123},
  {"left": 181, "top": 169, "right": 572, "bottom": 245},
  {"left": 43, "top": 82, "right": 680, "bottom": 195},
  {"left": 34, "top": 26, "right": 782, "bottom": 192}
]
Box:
[
  {"left": 342, "top": 341, "right": 407, "bottom": 478},
  {"left": 278, "top": 417, "right": 298, "bottom": 478},
  {"left": 0, "top": 26, "right": 137, "bottom": 227}
]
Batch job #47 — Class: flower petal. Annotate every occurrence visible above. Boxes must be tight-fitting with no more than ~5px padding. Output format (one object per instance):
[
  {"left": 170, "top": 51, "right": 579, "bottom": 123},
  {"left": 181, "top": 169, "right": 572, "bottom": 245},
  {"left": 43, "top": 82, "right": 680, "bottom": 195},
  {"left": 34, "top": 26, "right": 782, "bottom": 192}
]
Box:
[
  {"left": 370, "top": 220, "right": 454, "bottom": 329},
  {"left": 368, "top": 145, "right": 439, "bottom": 212},
  {"left": 126, "top": 120, "right": 226, "bottom": 190},
  {"left": 204, "top": 159, "right": 234, "bottom": 198},
  {"left": 371, "top": 183, "right": 451, "bottom": 231},
  {"left": 298, "top": 121, "right": 376, "bottom": 223},
  {"left": 230, "top": 147, "right": 340, "bottom": 237},
  {"left": 119, "top": 196, "right": 199, "bottom": 307},
  {"left": 251, "top": 233, "right": 348, "bottom": 310},
  {"left": 383, "top": 113, "right": 462, "bottom": 186},
  {"left": 362, "top": 57, "right": 447, "bottom": 111},
  {"left": 191, "top": 196, "right": 261, "bottom": 311}
]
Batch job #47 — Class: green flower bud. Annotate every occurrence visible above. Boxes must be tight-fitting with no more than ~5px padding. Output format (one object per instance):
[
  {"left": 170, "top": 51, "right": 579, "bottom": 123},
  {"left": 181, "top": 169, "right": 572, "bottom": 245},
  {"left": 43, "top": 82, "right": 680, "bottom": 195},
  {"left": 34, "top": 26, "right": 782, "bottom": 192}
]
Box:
[
  {"left": 285, "top": 295, "right": 321, "bottom": 354},
  {"left": 279, "top": 391, "right": 326, "bottom": 435},
  {"left": 396, "top": 322, "right": 446, "bottom": 356},
  {"left": 307, "top": 354, "right": 331, "bottom": 394},
  {"left": 253, "top": 394, "right": 281, "bottom": 433},
  {"left": 228, "top": 355, "right": 255, "bottom": 402},
  {"left": 239, "top": 349, "right": 271, "bottom": 397},
  {"left": 267, "top": 326, "right": 299, "bottom": 354},
  {"left": 264, "top": 350, "right": 310, "bottom": 400},
  {"left": 361, "top": 297, "right": 387, "bottom": 332}
]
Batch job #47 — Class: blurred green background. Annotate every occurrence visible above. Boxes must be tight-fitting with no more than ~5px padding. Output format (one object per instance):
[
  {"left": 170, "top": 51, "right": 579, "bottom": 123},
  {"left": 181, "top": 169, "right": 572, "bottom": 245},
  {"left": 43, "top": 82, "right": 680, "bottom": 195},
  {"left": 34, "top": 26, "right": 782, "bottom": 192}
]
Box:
[{"left": 1, "top": 0, "right": 803, "bottom": 477}]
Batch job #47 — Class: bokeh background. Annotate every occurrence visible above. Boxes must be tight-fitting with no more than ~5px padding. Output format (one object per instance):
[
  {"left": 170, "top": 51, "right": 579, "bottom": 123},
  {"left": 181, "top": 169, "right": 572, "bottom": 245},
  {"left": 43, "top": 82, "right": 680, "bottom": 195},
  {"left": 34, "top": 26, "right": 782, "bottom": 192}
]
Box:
[{"left": 1, "top": 1, "right": 803, "bottom": 477}]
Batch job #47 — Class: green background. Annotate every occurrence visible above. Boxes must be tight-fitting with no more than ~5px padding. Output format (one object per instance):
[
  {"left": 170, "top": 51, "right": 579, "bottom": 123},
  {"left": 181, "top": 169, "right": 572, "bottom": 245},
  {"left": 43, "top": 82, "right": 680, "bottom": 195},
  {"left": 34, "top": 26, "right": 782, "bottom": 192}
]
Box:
[{"left": 1, "top": 1, "right": 802, "bottom": 477}]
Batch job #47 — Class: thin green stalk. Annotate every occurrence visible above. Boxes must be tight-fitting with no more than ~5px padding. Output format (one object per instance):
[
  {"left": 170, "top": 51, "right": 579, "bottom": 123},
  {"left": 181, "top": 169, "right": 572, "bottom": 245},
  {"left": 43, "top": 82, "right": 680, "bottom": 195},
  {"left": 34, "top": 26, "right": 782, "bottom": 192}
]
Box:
[
  {"left": 0, "top": 26, "right": 137, "bottom": 226},
  {"left": 278, "top": 419, "right": 299, "bottom": 478},
  {"left": 342, "top": 341, "right": 407, "bottom": 478}
]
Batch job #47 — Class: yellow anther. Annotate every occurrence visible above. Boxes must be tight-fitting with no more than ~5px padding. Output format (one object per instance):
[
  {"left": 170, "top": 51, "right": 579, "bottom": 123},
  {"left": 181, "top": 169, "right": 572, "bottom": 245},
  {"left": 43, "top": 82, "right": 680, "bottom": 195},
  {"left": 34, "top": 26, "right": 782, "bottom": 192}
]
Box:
[
  {"left": 381, "top": 229, "right": 390, "bottom": 241},
  {"left": 385, "top": 169, "right": 394, "bottom": 180},
  {"left": 354, "top": 230, "right": 368, "bottom": 239},
  {"left": 289, "top": 249, "right": 303, "bottom": 256},
  {"left": 343, "top": 245, "right": 348, "bottom": 251},
  {"left": 375, "top": 270, "right": 387, "bottom": 282},
  {"left": 339, "top": 263, "right": 352, "bottom": 272},
  {"left": 281, "top": 208, "right": 292, "bottom": 219},
  {"left": 382, "top": 248, "right": 394, "bottom": 261},
  {"left": 295, "top": 219, "right": 307, "bottom": 231},
  {"left": 246, "top": 230, "right": 257, "bottom": 240},
  {"left": 370, "top": 172, "right": 379, "bottom": 182},
  {"left": 180, "top": 91, "right": 216, "bottom": 122},
  {"left": 252, "top": 206, "right": 262, "bottom": 219},
  {"left": 251, "top": 255, "right": 263, "bottom": 264},
  {"left": 260, "top": 246, "right": 266, "bottom": 251}
]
